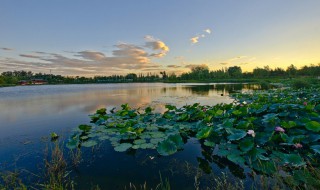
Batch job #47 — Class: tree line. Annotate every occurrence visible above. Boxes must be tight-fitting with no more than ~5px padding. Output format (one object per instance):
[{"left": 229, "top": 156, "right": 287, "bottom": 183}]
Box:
[{"left": 0, "top": 64, "right": 319, "bottom": 86}]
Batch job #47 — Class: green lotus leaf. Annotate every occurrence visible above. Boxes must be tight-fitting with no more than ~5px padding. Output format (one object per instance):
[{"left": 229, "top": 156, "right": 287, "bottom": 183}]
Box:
[
  {"left": 140, "top": 143, "right": 154, "bottom": 149},
  {"left": 150, "top": 138, "right": 164, "bottom": 144},
  {"left": 305, "top": 121, "right": 320, "bottom": 132},
  {"left": 133, "top": 139, "right": 146, "bottom": 145},
  {"left": 196, "top": 126, "right": 212, "bottom": 139},
  {"left": 204, "top": 140, "right": 215, "bottom": 147},
  {"left": 114, "top": 143, "right": 132, "bottom": 152},
  {"left": 282, "top": 154, "right": 306, "bottom": 167},
  {"left": 252, "top": 160, "right": 277, "bottom": 175},
  {"left": 132, "top": 145, "right": 140, "bottom": 149},
  {"left": 78, "top": 124, "right": 92, "bottom": 132},
  {"left": 215, "top": 110, "right": 224, "bottom": 116},
  {"left": 146, "top": 125, "right": 158, "bottom": 131},
  {"left": 227, "top": 153, "right": 245, "bottom": 166},
  {"left": 80, "top": 136, "right": 89, "bottom": 140},
  {"left": 139, "top": 133, "right": 152, "bottom": 139},
  {"left": 149, "top": 131, "right": 166, "bottom": 138},
  {"left": 227, "top": 129, "right": 247, "bottom": 141},
  {"left": 96, "top": 108, "right": 106, "bottom": 115},
  {"left": 81, "top": 140, "right": 97, "bottom": 148},
  {"left": 157, "top": 139, "right": 177, "bottom": 156},
  {"left": 66, "top": 139, "right": 78, "bottom": 149},
  {"left": 168, "top": 134, "right": 184, "bottom": 149},
  {"left": 98, "top": 135, "right": 109, "bottom": 141},
  {"left": 310, "top": 145, "right": 320, "bottom": 154},
  {"left": 232, "top": 110, "right": 242, "bottom": 116},
  {"left": 88, "top": 133, "right": 98, "bottom": 138},
  {"left": 239, "top": 138, "right": 254, "bottom": 152}
]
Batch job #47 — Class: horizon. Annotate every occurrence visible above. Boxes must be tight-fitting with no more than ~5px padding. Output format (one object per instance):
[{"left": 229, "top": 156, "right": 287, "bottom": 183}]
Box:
[{"left": 1, "top": 1, "right": 320, "bottom": 76}]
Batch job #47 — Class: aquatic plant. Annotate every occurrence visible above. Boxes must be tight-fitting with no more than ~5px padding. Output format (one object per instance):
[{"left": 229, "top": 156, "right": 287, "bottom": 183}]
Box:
[{"left": 68, "top": 87, "right": 320, "bottom": 188}]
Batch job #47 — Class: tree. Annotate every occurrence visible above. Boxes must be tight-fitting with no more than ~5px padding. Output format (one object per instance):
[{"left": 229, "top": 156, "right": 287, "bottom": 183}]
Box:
[
  {"left": 189, "top": 64, "right": 209, "bottom": 80},
  {"left": 160, "top": 71, "right": 167, "bottom": 79},
  {"left": 227, "top": 66, "right": 242, "bottom": 78},
  {"left": 286, "top": 64, "right": 297, "bottom": 77}
]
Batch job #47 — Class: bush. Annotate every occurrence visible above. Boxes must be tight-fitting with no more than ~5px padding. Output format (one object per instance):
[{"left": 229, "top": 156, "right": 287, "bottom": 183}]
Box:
[{"left": 291, "top": 79, "right": 311, "bottom": 89}]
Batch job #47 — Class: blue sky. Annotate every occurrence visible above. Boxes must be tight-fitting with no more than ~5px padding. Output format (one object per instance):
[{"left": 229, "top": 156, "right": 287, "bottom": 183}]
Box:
[{"left": 1, "top": 0, "right": 320, "bottom": 76}]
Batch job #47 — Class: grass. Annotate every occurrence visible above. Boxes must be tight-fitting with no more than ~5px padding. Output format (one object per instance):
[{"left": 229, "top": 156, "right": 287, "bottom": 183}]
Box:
[
  {"left": 40, "top": 142, "right": 70, "bottom": 190},
  {"left": 0, "top": 170, "right": 27, "bottom": 190}
]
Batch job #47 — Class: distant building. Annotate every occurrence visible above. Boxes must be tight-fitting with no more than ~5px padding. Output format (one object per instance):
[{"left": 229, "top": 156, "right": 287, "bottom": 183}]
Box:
[
  {"left": 31, "top": 79, "right": 48, "bottom": 85},
  {"left": 18, "top": 80, "right": 29, "bottom": 85},
  {"left": 18, "top": 79, "right": 48, "bottom": 85}
]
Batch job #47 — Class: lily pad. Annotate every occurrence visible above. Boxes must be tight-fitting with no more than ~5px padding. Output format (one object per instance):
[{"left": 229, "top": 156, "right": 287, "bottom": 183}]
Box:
[
  {"left": 310, "top": 145, "right": 320, "bottom": 154},
  {"left": 81, "top": 140, "right": 97, "bottom": 148},
  {"left": 114, "top": 143, "right": 132, "bottom": 152},
  {"left": 227, "top": 129, "right": 247, "bottom": 141},
  {"left": 204, "top": 140, "right": 215, "bottom": 147},
  {"left": 157, "top": 139, "right": 177, "bottom": 156},
  {"left": 305, "top": 121, "right": 320, "bottom": 132},
  {"left": 196, "top": 126, "right": 212, "bottom": 139},
  {"left": 133, "top": 139, "right": 146, "bottom": 145},
  {"left": 239, "top": 138, "right": 254, "bottom": 152}
]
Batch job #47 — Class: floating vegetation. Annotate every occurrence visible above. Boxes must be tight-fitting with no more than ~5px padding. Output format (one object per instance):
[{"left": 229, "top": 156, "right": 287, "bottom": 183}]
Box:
[{"left": 68, "top": 87, "right": 320, "bottom": 188}]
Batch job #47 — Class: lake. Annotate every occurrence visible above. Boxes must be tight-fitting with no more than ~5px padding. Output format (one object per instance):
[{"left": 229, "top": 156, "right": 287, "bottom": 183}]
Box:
[{"left": 0, "top": 83, "right": 260, "bottom": 189}]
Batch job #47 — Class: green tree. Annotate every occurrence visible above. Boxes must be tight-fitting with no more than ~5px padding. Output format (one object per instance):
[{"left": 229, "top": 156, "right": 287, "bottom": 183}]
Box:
[
  {"left": 227, "top": 66, "right": 242, "bottom": 78},
  {"left": 286, "top": 64, "right": 297, "bottom": 77}
]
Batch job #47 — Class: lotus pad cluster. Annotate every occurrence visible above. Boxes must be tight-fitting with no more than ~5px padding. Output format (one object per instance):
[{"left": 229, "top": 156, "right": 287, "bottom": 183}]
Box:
[{"left": 67, "top": 88, "right": 320, "bottom": 177}]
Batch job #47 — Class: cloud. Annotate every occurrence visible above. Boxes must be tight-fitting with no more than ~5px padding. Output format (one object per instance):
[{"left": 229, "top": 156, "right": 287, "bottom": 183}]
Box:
[
  {"left": 228, "top": 56, "right": 247, "bottom": 62},
  {"left": 190, "top": 36, "right": 199, "bottom": 44},
  {"left": 219, "top": 62, "right": 229, "bottom": 65},
  {"left": 184, "top": 64, "right": 199, "bottom": 69},
  {"left": 77, "top": 51, "right": 106, "bottom": 61},
  {"left": 1, "top": 47, "right": 13, "bottom": 51},
  {"left": 204, "top": 29, "right": 211, "bottom": 34},
  {"left": 190, "top": 28, "right": 212, "bottom": 44},
  {"left": 167, "top": 65, "right": 181, "bottom": 68},
  {"left": 0, "top": 36, "right": 171, "bottom": 76},
  {"left": 19, "top": 54, "right": 42, "bottom": 59},
  {"left": 144, "top": 35, "right": 169, "bottom": 57}
]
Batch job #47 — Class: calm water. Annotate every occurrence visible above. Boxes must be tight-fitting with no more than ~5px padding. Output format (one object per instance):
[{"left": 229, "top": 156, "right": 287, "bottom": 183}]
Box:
[{"left": 0, "top": 83, "right": 259, "bottom": 189}]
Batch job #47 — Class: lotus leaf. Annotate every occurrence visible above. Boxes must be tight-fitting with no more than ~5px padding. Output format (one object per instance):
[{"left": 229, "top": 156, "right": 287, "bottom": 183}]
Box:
[
  {"left": 167, "top": 134, "right": 184, "bottom": 149},
  {"left": 239, "top": 138, "right": 254, "bottom": 152},
  {"left": 227, "top": 153, "right": 245, "bottom": 166},
  {"left": 305, "top": 121, "right": 320, "bottom": 132},
  {"left": 133, "top": 139, "right": 146, "bottom": 145},
  {"left": 204, "top": 140, "right": 215, "bottom": 147},
  {"left": 227, "top": 129, "right": 247, "bottom": 141},
  {"left": 310, "top": 145, "right": 320, "bottom": 154},
  {"left": 157, "top": 139, "right": 177, "bottom": 156},
  {"left": 78, "top": 124, "right": 92, "bottom": 132},
  {"left": 114, "top": 143, "right": 132, "bottom": 152},
  {"left": 81, "top": 140, "right": 97, "bottom": 148},
  {"left": 196, "top": 126, "right": 212, "bottom": 139}
]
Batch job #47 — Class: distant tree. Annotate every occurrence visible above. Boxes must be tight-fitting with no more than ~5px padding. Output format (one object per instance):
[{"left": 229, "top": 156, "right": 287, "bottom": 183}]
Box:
[
  {"left": 286, "top": 64, "right": 297, "bottom": 77},
  {"left": 125, "top": 73, "right": 137, "bottom": 81},
  {"left": 227, "top": 66, "right": 242, "bottom": 78},
  {"left": 253, "top": 67, "right": 269, "bottom": 78},
  {"left": 189, "top": 64, "right": 209, "bottom": 80},
  {"left": 160, "top": 71, "right": 167, "bottom": 79}
]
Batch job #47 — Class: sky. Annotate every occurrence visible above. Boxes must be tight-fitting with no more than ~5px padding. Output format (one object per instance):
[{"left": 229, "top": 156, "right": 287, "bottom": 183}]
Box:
[{"left": 1, "top": 0, "right": 320, "bottom": 76}]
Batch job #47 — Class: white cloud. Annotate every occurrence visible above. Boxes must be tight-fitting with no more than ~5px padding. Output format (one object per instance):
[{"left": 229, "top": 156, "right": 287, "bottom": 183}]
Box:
[
  {"left": 190, "top": 28, "right": 212, "bottom": 44},
  {"left": 144, "top": 35, "right": 169, "bottom": 57},
  {"left": 204, "top": 29, "right": 211, "bottom": 34},
  {"left": 190, "top": 36, "right": 199, "bottom": 44}
]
